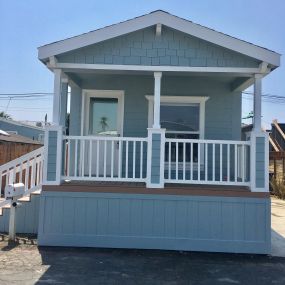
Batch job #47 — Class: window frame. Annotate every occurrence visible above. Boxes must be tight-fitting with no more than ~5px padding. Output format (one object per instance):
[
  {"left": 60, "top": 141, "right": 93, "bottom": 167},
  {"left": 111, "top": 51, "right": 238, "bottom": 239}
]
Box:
[
  {"left": 81, "top": 89, "right": 125, "bottom": 136},
  {"left": 146, "top": 95, "right": 209, "bottom": 139}
]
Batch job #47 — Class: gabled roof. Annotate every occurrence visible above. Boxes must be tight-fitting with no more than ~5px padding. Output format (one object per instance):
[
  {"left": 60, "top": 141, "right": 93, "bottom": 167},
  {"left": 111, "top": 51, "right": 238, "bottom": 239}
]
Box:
[{"left": 38, "top": 10, "right": 280, "bottom": 67}]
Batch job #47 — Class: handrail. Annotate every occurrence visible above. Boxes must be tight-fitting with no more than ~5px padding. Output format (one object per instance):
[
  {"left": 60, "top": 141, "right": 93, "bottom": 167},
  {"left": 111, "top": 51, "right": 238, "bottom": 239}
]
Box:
[
  {"left": 165, "top": 138, "right": 250, "bottom": 145},
  {"left": 0, "top": 146, "right": 44, "bottom": 199},
  {"left": 63, "top": 135, "right": 147, "bottom": 141},
  {"left": 0, "top": 146, "right": 44, "bottom": 171}
]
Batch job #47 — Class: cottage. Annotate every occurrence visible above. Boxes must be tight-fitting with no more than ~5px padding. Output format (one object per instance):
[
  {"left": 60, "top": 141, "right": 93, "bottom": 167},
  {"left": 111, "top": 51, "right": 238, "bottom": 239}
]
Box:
[{"left": 3, "top": 10, "right": 281, "bottom": 253}]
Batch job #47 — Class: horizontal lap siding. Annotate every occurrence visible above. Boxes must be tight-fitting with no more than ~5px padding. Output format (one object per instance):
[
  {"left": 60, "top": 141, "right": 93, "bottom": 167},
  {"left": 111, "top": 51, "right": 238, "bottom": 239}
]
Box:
[
  {"left": 57, "top": 27, "right": 260, "bottom": 68},
  {"left": 82, "top": 75, "right": 241, "bottom": 141},
  {"left": 38, "top": 191, "right": 270, "bottom": 254}
]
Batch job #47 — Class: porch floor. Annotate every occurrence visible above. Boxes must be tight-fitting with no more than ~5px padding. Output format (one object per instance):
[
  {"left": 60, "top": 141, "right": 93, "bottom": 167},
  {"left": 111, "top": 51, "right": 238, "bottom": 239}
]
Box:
[{"left": 43, "top": 181, "right": 269, "bottom": 198}]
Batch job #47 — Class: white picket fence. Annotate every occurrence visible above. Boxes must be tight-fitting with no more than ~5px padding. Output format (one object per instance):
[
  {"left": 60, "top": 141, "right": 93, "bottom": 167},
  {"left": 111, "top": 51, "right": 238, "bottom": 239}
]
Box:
[
  {"left": 164, "top": 139, "right": 251, "bottom": 186},
  {"left": 62, "top": 136, "right": 148, "bottom": 182},
  {"left": 0, "top": 146, "right": 44, "bottom": 201}
]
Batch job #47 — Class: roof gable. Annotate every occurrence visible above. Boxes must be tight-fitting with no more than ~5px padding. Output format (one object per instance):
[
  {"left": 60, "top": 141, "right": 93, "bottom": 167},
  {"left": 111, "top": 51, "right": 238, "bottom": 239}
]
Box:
[
  {"left": 57, "top": 26, "right": 260, "bottom": 68},
  {"left": 38, "top": 10, "right": 280, "bottom": 67}
]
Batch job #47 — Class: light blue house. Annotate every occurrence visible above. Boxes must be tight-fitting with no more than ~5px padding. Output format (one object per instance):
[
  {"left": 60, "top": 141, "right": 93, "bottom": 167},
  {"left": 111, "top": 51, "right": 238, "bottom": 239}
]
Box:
[
  {"left": 0, "top": 118, "right": 44, "bottom": 142},
  {"left": 2, "top": 11, "right": 280, "bottom": 254}
]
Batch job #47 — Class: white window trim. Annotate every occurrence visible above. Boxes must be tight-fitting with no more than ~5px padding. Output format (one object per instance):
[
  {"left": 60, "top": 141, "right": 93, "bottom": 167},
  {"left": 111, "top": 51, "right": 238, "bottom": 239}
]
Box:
[
  {"left": 145, "top": 95, "right": 209, "bottom": 139},
  {"left": 81, "top": 89, "right": 125, "bottom": 136}
]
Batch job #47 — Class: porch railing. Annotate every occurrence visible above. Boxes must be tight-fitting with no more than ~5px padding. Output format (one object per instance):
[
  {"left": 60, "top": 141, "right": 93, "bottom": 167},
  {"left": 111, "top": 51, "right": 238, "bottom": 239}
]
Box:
[
  {"left": 0, "top": 146, "right": 44, "bottom": 198},
  {"left": 164, "top": 139, "right": 250, "bottom": 186},
  {"left": 62, "top": 135, "right": 250, "bottom": 186},
  {"left": 62, "top": 136, "right": 148, "bottom": 182}
]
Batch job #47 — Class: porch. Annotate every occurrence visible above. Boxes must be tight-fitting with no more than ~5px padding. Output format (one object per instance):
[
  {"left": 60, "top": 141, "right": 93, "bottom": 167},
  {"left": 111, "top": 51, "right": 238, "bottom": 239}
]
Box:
[{"left": 44, "top": 70, "right": 268, "bottom": 192}]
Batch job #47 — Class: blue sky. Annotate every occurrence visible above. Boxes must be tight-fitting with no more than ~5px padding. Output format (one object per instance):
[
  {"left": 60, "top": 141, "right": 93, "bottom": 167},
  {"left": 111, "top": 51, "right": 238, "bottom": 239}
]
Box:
[{"left": 0, "top": 0, "right": 284, "bottom": 128}]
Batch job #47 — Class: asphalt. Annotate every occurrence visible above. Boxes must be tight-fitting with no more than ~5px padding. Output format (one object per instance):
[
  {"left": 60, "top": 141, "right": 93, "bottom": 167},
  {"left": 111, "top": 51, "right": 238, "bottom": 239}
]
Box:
[{"left": 0, "top": 197, "right": 284, "bottom": 285}]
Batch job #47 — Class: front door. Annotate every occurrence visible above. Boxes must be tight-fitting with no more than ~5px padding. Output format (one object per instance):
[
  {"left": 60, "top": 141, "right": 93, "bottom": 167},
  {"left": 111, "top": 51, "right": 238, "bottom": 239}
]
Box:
[{"left": 83, "top": 90, "right": 124, "bottom": 177}]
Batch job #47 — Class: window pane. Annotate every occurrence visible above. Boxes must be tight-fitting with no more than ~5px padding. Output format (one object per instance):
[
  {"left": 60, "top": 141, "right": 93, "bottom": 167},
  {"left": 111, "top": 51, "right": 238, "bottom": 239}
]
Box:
[
  {"left": 160, "top": 105, "right": 199, "bottom": 132},
  {"left": 89, "top": 98, "right": 118, "bottom": 135}
]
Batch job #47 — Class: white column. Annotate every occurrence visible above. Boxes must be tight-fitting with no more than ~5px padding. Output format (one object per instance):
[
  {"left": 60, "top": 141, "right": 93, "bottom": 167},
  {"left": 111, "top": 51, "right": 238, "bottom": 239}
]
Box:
[
  {"left": 52, "top": 69, "right": 62, "bottom": 125},
  {"left": 253, "top": 74, "right": 262, "bottom": 132},
  {"left": 153, "top": 72, "right": 162, "bottom": 129}
]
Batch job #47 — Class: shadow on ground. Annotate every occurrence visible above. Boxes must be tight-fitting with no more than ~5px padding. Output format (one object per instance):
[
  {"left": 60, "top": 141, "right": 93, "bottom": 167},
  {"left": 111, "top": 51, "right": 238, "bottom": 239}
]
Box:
[{"left": 34, "top": 246, "right": 285, "bottom": 285}]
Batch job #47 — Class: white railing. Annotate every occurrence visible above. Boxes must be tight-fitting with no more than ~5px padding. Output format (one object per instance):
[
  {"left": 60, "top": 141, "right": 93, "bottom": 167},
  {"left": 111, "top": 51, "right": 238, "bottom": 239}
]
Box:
[
  {"left": 164, "top": 139, "right": 250, "bottom": 186},
  {"left": 62, "top": 136, "right": 148, "bottom": 182},
  {"left": 0, "top": 146, "right": 44, "bottom": 199}
]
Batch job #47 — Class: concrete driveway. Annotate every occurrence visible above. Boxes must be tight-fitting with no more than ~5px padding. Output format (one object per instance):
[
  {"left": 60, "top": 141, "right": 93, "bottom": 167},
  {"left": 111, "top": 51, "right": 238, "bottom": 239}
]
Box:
[
  {"left": 271, "top": 197, "right": 285, "bottom": 257},
  {"left": 0, "top": 197, "right": 284, "bottom": 285}
]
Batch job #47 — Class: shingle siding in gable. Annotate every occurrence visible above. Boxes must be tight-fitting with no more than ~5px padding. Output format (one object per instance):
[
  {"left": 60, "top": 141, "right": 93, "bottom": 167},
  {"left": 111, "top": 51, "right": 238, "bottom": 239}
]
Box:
[{"left": 57, "top": 27, "right": 260, "bottom": 68}]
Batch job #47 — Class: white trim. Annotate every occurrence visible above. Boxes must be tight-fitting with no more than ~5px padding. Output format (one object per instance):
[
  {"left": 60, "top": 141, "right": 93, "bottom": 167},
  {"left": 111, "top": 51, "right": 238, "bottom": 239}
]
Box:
[
  {"left": 81, "top": 89, "right": 125, "bottom": 136},
  {"left": 49, "top": 63, "right": 268, "bottom": 74},
  {"left": 146, "top": 95, "right": 208, "bottom": 139},
  {"left": 253, "top": 75, "right": 262, "bottom": 131},
  {"left": 53, "top": 69, "right": 61, "bottom": 124},
  {"left": 153, "top": 72, "right": 162, "bottom": 129},
  {"left": 38, "top": 10, "right": 280, "bottom": 66},
  {"left": 156, "top": 23, "right": 162, "bottom": 36}
]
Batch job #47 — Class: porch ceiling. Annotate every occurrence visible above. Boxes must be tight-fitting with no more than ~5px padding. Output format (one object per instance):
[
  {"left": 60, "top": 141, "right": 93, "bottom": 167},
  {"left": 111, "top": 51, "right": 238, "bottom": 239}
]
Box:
[{"left": 66, "top": 71, "right": 250, "bottom": 91}]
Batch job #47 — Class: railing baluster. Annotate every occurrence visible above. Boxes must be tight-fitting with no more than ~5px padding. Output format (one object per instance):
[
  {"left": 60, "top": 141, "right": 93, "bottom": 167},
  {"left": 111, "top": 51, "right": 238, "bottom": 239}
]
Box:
[
  {"left": 198, "top": 142, "right": 200, "bottom": 181},
  {"left": 133, "top": 141, "right": 136, "bottom": 179},
  {"left": 242, "top": 144, "right": 245, "bottom": 182},
  {"left": 212, "top": 144, "right": 215, "bottom": 181},
  {"left": 19, "top": 162, "right": 23, "bottom": 183},
  {"left": 96, "top": 140, "right": 99, "bottom": 178},
  {"left": 126, "top": 140, "right": 129, "bottom": 179},
  {"left": 205, "top": 143, "right": 208, "bottom": 181},
  {"left": 140, "top": 141, "right": 143, "bottom": 179},
  {"left": 82, "top": 139, "right": 85, "bottom": 177},
  {"left": 183, "top": 142, "right": 186, "bottom": 181},
  {"left": 74, "top": 139, "right": 78, "bottom": 177},
  {"left": 67, "top": 139, "right": 71, "bottom": 177},
  {"left": 104, "top": 140, "right": 107, "bottom": 178},
  {"left": 220, "top": 144, "right": 222, "bottom": 182},
  {"left": 89, "top": 140, "right": 92, "bottom": 178},
  {"left": 227, "top": 144, "right": 230, "bottom": 182},
  {"left": 118, "top": 140, "right": 122, "bottom": 178},
  {"left": 111, "top": 140, "right": 114, "bottom": 178},
  {"left": 234, "top": 144, "right": 237, "bottom": 182},
  {"left": 168, "top": 142, "right": 171, "bottom": 179},
  {"left": 175, "top": 142, "right": 178, "bottom": 180},
  {"left": 25, "top": 160, "right": 29, "bottom": 190},
  {"left": 190, "top": 142, "right": 193, "bottom": 181}
]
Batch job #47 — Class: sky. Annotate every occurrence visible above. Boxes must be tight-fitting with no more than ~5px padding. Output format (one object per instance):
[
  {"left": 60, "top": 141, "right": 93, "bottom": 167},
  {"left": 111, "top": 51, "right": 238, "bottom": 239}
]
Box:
[{"left": 0, "top": 0, "right": 284, "bottom": 128}]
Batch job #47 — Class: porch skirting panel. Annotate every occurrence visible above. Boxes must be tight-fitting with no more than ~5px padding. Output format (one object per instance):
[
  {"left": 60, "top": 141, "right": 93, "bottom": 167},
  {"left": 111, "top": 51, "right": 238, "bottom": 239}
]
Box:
[{"left": 38, "top": 190, "right": 270, "bottom": 254}]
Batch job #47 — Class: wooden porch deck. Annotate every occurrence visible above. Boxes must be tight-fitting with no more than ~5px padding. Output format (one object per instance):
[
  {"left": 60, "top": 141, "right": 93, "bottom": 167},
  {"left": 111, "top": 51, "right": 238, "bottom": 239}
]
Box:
[{"left": 43, "top": 181, "right": 269, "bottom": 198}]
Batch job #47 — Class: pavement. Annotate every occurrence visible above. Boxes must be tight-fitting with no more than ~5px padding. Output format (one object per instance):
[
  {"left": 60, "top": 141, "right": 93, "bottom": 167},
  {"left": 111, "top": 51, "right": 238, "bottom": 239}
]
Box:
[
  {"left": 271, "top": 196, "right": 285, "bottom": 257},
  {"left": 0, "top": 197, "right": 284, "bottom": 285}
]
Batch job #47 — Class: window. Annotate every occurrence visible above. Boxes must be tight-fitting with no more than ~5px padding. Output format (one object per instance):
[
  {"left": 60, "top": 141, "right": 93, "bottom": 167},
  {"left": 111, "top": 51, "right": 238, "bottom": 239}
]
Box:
[
  {"left": 89, "top": 98, "right": 118, "bottom": 135},
  {"left": 146, "top": 95, "right": 208, "bottom": 163}
]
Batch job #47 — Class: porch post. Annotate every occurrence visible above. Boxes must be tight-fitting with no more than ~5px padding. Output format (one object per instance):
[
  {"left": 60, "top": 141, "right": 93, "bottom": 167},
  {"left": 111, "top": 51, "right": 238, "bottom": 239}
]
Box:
[
  {"left": 43, "top": 69, "right": 68, "bottom": 186},
  {"left": 153, "top": 72, "right": 162, "bottom": 129},
  {"left": 250, "top": 74, "right": 269, "bottom": 192},
  {"left": 43, "top": 125, "right": 63, "bottom": 185},
  {"left": 52, "top": 69, "right": 68, "bottom": 127},
  {"left": 253, "top": 74, "right": 262, "bottom": 132},
  {"left": 146, "top": 72, "right": 165, "bottom": 188}
]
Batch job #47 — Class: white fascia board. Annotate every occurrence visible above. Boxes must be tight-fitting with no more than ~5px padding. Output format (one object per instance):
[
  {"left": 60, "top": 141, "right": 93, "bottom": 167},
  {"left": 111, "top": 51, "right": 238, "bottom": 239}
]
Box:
[
  {"left": 38, "top": 11, "right": 280, "bottom": 67},
  {"left": 52, "top": 62, "right": 263, "bottom": 74}
]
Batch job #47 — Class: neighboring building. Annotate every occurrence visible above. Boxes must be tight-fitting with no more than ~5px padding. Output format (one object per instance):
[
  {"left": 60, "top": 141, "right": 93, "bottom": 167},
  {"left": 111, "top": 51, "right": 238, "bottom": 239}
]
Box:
[
  {"left": 0, "top": 118, "right": 44, "bottom": 142},
  {"left": 0, "top": 11, "right": 281, "bottom": 254},
  {"left": 268, "top": 120, "right": 285, "bottom": 178},
  {"left": 0, "top": 131, "right": 42, "bottom": 165}
]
